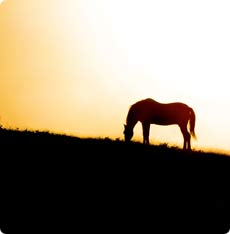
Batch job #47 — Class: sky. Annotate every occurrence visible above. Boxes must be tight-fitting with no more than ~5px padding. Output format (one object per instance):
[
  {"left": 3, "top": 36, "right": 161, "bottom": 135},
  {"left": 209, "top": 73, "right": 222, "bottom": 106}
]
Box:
[{"left": 1, "top": 0, "right": 230, "bottom": 154}]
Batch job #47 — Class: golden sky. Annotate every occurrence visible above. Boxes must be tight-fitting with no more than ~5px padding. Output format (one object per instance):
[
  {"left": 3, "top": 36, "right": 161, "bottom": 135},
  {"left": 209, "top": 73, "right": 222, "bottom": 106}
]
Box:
[{"left": 1, "top": 0, "right": 230, "bottom": 153}]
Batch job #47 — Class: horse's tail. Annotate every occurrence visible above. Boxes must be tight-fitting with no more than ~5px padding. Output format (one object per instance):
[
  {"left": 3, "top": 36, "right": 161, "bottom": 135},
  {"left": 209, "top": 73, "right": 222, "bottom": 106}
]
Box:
[{"left": 189, "top": 107, "right": 197, "bottom": 140}]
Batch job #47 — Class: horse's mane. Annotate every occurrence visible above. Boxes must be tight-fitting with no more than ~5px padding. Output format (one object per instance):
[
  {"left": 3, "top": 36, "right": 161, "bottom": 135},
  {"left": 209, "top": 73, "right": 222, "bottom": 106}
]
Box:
[
  {"left": 144, "top": 98, "right": 159, "bottom": 104},
  {"left": 126, "top": 98, "right": 156, "bottom": 124},
  {"left": 132, "top": 98, "right": 158, "bottom": 107},
  {"left": 126, "top": 104, "right": 136, "bottom": 124}
]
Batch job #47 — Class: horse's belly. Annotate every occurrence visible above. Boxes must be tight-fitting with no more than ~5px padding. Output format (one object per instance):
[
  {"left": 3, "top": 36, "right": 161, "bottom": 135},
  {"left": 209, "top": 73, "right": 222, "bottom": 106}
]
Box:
[
  {"left": 153, "top": 120, "right": 175, "bottom": 125},
  {"left": 150, "top": 115, "right": 176, "bottom": 125}
]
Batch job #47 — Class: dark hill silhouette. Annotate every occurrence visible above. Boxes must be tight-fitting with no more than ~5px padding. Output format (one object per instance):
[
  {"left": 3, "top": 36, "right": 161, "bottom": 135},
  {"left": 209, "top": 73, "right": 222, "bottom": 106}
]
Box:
[{"left": 0, "top": 128, "right": 229, "bottom": 233}]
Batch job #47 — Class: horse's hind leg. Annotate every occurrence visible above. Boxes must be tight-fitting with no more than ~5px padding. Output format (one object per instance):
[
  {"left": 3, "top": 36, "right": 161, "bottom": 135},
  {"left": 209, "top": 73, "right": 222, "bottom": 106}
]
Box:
[
  {"left": 142, "top": 122, "right": 150, "bottom": 145},
  {"left": 179, "top": 124, "right": 191, "bottom": 150},
  {"left": 187, "top": 135, "right": 191, "bottom": 150}
]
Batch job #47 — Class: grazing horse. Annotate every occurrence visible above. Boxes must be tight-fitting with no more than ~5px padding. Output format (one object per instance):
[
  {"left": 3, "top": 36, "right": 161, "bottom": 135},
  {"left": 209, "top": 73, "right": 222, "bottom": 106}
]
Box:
[{"left": 123, "top": 98, "right": 196, "bottom": 150}]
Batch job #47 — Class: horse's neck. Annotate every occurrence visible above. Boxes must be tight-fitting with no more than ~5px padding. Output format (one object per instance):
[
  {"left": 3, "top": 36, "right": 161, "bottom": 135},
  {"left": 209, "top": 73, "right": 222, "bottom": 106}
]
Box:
[
  {"left": 127, "top": 119, "right": 138, "bottom": 130},
  {"left": 127, "top": 105, "right": 139, "bottom": 129}
]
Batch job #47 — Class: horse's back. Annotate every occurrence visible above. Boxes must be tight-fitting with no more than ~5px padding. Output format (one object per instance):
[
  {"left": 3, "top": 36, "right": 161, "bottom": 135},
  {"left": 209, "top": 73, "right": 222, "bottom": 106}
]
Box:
[
  {"left": 132, "top": 98, "right": 191, "bottom": 125},
  {"left": 135, "top": 98, "right": 190, "bottom": 113}
]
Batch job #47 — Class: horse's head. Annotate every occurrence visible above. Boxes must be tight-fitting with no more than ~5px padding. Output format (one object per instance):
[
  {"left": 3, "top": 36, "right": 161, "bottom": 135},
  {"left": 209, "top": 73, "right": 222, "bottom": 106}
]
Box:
[{"left": 123, "top": 124, "right": 133, "bottom": 142}]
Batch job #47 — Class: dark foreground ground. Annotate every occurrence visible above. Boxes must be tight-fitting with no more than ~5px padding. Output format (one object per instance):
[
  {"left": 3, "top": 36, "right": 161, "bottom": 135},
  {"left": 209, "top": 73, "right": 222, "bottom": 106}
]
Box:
[{"left": 0, "top": 128, "right": 230, "bottom": 233}]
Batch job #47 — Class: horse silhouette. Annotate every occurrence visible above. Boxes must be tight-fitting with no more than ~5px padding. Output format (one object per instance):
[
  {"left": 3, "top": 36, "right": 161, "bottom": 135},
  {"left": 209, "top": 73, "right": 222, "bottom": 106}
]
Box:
[{"left": 123, "top": 98, "right": 196, "bottom": 150}]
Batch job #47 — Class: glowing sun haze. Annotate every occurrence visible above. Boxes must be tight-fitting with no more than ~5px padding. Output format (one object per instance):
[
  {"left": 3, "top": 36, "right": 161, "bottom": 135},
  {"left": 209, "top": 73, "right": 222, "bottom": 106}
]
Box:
[{"left": 1, "top": 0, "right": 230, "bottom": 154}]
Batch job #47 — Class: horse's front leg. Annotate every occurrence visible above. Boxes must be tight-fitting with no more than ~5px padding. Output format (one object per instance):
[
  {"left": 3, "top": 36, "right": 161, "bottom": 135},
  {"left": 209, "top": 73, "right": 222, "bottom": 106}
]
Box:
[{"left": 142, "top": 122, "right": 150, "bottom": 145}]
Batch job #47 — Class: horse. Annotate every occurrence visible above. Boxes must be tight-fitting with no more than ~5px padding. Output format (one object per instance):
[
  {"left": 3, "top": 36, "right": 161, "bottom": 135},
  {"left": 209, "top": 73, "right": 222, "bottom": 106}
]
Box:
[{"left": 123, "top": 98, "right": 196, "bottom": 150}]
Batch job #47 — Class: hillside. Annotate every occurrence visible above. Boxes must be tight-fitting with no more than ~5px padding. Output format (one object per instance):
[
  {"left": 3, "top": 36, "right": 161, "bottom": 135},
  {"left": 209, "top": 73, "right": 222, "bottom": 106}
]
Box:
[{"left": 0, "top": 128, "right": 230, "bottom": 233}]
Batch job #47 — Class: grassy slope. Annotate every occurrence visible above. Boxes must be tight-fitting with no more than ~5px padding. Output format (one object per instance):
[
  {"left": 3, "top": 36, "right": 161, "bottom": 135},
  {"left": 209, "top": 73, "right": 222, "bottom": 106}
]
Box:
[{"left": 1, "top": 128, "right": 230, "bottom": 233}]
